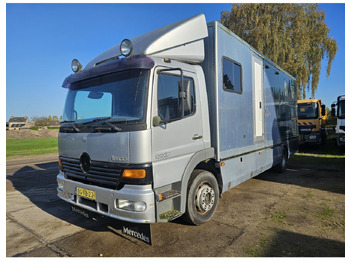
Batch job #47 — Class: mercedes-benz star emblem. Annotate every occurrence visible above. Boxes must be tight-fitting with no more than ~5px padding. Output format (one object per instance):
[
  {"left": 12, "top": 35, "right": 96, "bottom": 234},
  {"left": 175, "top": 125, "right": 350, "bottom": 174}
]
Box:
[{"left": 80, "top": 153, "right": 91, "bottom": 173}]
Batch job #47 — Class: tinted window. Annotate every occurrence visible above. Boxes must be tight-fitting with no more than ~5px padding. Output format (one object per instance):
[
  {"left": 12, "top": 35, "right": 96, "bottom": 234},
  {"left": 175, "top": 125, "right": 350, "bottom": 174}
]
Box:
[
  {"left": 223, "top": 58, "right": 242, "bottom": 93},
  {"left": 158, "top": 74, "right": 195, "bottom": 122}
]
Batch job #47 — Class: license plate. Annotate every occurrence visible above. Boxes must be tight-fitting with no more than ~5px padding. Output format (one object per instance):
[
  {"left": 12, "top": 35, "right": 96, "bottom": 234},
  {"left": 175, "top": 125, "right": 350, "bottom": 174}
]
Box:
[{"left": 75, "top": 187, "right": 96, "bottom": 200}]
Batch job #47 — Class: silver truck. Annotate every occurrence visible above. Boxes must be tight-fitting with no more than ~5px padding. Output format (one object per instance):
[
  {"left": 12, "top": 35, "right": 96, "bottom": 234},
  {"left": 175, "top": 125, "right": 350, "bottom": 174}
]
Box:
[
  {"left": 57, "top": 14, "right": 299, "bottom": 226},
  {"left": 331, "top": 95, "right": 345, "bottom": 147}
]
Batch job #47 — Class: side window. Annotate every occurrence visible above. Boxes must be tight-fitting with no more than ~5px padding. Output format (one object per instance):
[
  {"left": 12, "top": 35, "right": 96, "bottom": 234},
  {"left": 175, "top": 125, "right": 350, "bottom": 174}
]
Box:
[
  {"left": 157, "top": 73, "right": 195, "bottom": 122},
  {"left": 223, "top": 57, "right": 242, "bottom": 93}
]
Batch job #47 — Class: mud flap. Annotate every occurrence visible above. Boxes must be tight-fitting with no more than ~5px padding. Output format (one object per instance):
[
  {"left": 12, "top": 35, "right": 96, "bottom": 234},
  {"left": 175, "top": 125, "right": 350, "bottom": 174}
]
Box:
[
  {"left": 71, "top": 204, "right": 97, "bottom": 220},
  {"left": 121, "top": 221, "right": 152, "bottom": 245},
  {"left": 70, "top": 204, "right": 152, "bottom": 245}
]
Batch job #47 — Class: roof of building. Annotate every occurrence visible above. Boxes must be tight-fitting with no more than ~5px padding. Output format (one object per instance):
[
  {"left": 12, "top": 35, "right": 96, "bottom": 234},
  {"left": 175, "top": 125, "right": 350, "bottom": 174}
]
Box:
[{"left": 9, "top": 116, "right": 29, "bottom": 123}]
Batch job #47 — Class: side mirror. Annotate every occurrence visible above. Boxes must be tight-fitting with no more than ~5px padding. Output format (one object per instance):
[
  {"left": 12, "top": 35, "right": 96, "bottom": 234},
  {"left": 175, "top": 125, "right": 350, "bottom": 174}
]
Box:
[
  {"left": 331, "top": 103, "right": 336, "bottom": 117},
  {"left": 152, "top": 116, "right": 161, "bottom": 127},
  {"left": 321, "top": 104, "right": 326, "bottom": 116},
  {"left": 178, "top": 80, "right": 192, "bottom": 114}
]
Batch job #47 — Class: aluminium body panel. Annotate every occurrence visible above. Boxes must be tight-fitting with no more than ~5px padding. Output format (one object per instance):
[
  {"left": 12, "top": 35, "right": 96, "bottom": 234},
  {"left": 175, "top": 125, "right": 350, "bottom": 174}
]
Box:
[
  {"left": 202, "top": 21, "right": 297, "bottom": 159},
  {"left": 202, "top": 21, "right": 298, "bottom": 192}
]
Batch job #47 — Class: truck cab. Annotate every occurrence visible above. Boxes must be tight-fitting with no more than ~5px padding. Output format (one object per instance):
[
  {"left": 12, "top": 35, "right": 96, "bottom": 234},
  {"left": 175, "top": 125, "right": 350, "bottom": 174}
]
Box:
[
  {"left": 297, "top": 99, "right": 327, "bottom": 145},
  {"left": 331, "top": 95, "right": 345, "bottom": 147}
]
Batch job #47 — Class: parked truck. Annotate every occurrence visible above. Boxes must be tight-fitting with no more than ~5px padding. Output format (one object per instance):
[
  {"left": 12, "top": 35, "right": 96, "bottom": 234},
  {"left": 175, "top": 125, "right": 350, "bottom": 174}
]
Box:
[
  {"left": 57, "top": 14, "right": 299, "bottom": 227},
  {"left": 297, "top": 99, "right": 327, "bottom": 145},
  {"left": 331, "top": 95, "right": 345, "bottom": 147}
]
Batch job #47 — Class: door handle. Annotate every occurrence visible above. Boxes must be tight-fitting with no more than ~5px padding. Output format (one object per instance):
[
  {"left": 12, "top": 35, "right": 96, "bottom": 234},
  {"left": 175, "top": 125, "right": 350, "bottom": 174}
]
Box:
[{"left": 192, "top": 134, "right": 203, "bottom": 140}]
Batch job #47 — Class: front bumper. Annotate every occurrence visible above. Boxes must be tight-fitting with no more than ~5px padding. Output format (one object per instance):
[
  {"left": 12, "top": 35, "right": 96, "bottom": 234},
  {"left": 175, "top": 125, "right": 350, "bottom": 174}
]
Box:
[
  {"left": 57, "top": 172, "right": 156, "bottom": 223},
  {"left": 299, "top": 133, "right": 321, "bottom": 144}
]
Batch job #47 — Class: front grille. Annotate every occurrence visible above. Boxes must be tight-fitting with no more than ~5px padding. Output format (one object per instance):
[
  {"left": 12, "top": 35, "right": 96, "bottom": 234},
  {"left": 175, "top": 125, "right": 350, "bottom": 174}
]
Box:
[{"left": 60, "top": 156, "right": 122, "bottom": 189}]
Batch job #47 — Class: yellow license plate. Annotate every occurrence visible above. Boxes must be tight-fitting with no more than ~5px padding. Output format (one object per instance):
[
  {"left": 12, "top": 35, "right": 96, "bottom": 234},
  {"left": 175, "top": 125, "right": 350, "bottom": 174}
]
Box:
[{"left": 76, "top": 187, "right": 96, "bottom": 200}]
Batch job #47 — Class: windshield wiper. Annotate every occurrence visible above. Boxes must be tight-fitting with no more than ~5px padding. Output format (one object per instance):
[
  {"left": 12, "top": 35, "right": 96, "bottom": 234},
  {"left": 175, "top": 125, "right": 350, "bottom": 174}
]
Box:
[
  {"left": 102, "top": 121, "right": 122, "bottom": 132},
  {"left": 83, "top": 117, "right": 122, "bottom": 132},
  {"left": 61, "top": 120, "right": 80, "bottom": 132},
  {"left": 82, "top": 117, "right": 113, "bottom": 125}
]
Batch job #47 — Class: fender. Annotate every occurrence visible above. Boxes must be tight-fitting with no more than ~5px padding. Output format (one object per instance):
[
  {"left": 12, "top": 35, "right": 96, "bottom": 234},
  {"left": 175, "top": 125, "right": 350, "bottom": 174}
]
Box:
[{"left": 179, "top": 147, "right": 215, "bottom": 213}]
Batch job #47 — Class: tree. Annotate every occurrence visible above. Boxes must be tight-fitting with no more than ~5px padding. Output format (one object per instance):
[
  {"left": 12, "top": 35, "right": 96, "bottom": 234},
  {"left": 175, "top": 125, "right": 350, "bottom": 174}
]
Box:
[
  {"left": 31, "top": 116, "right": 50, "bottom": 127},
  {"left": 220, "top": 3, "right": 338, "bottom": 99},
  {"left": 326, "top": 107, "right": 337, "bottom": 126}
]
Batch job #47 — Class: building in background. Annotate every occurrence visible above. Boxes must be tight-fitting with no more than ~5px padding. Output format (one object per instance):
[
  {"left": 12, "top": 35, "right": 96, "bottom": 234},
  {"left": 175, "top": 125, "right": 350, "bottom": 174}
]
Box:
[{"left": 8, "top": 116, "right": 30, "bottom": 130}]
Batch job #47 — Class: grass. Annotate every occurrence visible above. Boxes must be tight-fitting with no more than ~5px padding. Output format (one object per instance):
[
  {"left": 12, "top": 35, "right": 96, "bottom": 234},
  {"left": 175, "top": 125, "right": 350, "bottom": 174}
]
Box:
[
  {"left": 6, "top": 137, "right": 58, "bottom": 158},
  {"left": 290, "top": 138, "right": 345, "bottom": 166}
]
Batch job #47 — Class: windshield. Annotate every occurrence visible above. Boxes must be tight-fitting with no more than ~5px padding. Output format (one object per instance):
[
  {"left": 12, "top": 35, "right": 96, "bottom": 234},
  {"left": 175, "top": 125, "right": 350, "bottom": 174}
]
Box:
[
  {"left": 62, "top": 69, "right": 149, "bottom": 125},
  {"left": 297, "top": 102, "right": 319, "bottom": 119},
  {"left": 338, "top": 100, "right": 345, "bottom": 119}
]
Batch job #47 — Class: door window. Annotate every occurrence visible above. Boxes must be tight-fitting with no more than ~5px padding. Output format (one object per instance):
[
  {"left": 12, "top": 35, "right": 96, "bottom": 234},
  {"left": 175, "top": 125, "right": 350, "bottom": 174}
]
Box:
[{"left": 157, "top": 73, "right": 195, "bottom": 122}]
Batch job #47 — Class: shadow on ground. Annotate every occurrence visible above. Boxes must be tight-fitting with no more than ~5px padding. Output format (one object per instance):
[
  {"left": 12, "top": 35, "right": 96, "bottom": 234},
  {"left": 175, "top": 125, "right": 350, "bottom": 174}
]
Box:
[{"left": 262, "top": 230, "right": 345, "bottom": 257}]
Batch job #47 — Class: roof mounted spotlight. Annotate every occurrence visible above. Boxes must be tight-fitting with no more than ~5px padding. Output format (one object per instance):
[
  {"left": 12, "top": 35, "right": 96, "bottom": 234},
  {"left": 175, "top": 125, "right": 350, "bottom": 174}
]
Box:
[
  {"left": 120, "top": 39, "right": 133, "bottom": 57},
  {"left": 71, "top": 59, "right": 83, "bottom": 73}
]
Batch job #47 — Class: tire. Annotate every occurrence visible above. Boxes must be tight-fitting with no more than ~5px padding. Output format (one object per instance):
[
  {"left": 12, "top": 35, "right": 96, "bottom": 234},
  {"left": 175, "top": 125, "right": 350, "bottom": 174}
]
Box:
[
  {"left": 275, "top": 148, "right": 288, "bottom": 173},
  {"left": 183, "top": 169, "right": 219, "bottom": 225}
]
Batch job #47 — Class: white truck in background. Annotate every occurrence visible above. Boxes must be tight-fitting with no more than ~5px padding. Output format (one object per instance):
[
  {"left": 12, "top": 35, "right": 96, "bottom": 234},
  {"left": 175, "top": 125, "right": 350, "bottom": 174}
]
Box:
[
  {"left": 331, "top": 95, "right": 345, "bottom": 147},
  {"left": 57, "top": 14, "right": 298, "bottom": 228}
]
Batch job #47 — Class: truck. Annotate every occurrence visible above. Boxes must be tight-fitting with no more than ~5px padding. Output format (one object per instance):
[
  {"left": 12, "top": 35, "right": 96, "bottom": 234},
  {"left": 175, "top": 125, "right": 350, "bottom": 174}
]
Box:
[
  {"left": 57, "top": 14, "right": 299, "bottom": 228},
  {"left": 331, "top": 95, "right": 345, "bottom": 147},
  {"left": 297, "top": 99, "right": 327, "bottom": 145}
]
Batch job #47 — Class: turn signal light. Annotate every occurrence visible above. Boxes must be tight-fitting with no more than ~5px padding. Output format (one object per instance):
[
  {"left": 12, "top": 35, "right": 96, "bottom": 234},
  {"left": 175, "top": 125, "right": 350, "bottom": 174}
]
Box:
[
  {"left": 122, "top": 169, "right": 146, "bottom": 179},
  {"left": 58, "top": 158, "right": 63, "bottom": 171}
]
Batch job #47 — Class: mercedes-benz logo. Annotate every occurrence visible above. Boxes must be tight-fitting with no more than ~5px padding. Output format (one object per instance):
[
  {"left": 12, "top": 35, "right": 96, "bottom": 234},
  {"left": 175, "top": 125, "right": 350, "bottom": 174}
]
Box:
[{"left": 80, "top": 153, "right": 91, "bottom": 173}]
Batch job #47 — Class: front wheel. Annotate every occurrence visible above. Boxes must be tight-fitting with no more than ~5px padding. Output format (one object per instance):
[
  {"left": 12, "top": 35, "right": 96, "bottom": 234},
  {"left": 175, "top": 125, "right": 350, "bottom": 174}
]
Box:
[{"left": 183, "top": 170, "right": 219, "bottom": 225}]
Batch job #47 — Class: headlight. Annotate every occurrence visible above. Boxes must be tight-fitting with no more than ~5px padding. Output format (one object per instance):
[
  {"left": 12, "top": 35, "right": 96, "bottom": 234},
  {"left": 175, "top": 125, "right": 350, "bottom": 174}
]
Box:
[
  {"left": 120, "top": 39, "right": 133, "bottom": 57},
  {"left": 116, "top": 199, "right": 146, "bottom": 212},
  {"left": 71, "top": 59, "right": 83, "bottom": 73}
]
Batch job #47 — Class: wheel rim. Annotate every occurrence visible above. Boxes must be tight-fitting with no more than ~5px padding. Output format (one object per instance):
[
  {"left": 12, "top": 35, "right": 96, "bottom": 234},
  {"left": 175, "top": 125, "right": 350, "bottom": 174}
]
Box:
[{"left": 195, "top": 182, "right": 215, "bottom": 214}]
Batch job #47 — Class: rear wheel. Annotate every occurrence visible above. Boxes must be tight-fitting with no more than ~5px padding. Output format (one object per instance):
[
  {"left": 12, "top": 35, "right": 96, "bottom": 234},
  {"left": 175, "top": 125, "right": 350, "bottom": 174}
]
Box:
[
  {"left": 184, "top": 170, "right": 219, "bottom": 225},
  {"left": 275, "top": 148, "right": 288, "bottom": 173}
]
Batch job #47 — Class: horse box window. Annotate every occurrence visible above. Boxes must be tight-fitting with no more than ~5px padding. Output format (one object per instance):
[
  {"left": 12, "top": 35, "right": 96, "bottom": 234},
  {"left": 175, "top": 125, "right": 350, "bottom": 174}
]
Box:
[{"left": 223, "top": 57, "right": 242, "bottom": 94}]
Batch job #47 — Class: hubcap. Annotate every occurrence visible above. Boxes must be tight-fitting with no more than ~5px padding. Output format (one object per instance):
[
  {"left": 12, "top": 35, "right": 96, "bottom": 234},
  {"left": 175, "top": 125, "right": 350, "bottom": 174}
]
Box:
[{"left": 195, "top": 183, "right": 215, "bottom": 213}]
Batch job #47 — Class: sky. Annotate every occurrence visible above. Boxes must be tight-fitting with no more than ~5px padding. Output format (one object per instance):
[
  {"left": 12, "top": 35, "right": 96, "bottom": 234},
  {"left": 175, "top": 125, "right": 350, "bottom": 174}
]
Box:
[{"left": 5, "top": 2, "right": 346, "bottom": 122}]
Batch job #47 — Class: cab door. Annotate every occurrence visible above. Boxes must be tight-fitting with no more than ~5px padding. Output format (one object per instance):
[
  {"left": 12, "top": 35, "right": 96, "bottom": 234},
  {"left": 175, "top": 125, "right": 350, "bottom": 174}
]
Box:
[{"left": 151, "top": 67, "right": 204, "bottom": 189}]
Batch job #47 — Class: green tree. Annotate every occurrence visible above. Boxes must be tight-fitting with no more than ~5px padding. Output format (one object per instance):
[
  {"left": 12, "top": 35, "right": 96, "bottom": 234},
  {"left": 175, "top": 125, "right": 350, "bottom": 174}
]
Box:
[
  {"left": 220, "top": 3, "right": 338, "bottom": 99},
  {"left": 326, "top": 107, "right": 337, "bottom": 126},
  {"left": 32, "top": 116, "right": 50, "bottom": 127}
]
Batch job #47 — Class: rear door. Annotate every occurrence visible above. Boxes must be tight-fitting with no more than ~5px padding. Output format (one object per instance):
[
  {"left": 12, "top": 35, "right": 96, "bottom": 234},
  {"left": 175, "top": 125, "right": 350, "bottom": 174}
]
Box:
[{"left": 252, "top": 55, "right": 265, "bottom": 141}]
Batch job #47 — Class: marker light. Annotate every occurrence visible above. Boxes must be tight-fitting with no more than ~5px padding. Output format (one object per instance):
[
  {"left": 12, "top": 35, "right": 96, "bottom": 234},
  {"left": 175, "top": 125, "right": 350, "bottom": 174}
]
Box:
[
  {"left": 71, "top": 59, "right": 83, "bottom": 73},
  {"left": 120, "top": 39, "right": 133, "bottom": 57}
]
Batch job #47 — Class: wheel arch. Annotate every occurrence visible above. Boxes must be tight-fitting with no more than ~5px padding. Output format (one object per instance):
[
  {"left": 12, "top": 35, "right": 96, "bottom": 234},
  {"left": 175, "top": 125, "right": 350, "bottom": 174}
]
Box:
[{"left": 179, "top": 148, "right": 221, "bottom": 214}]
